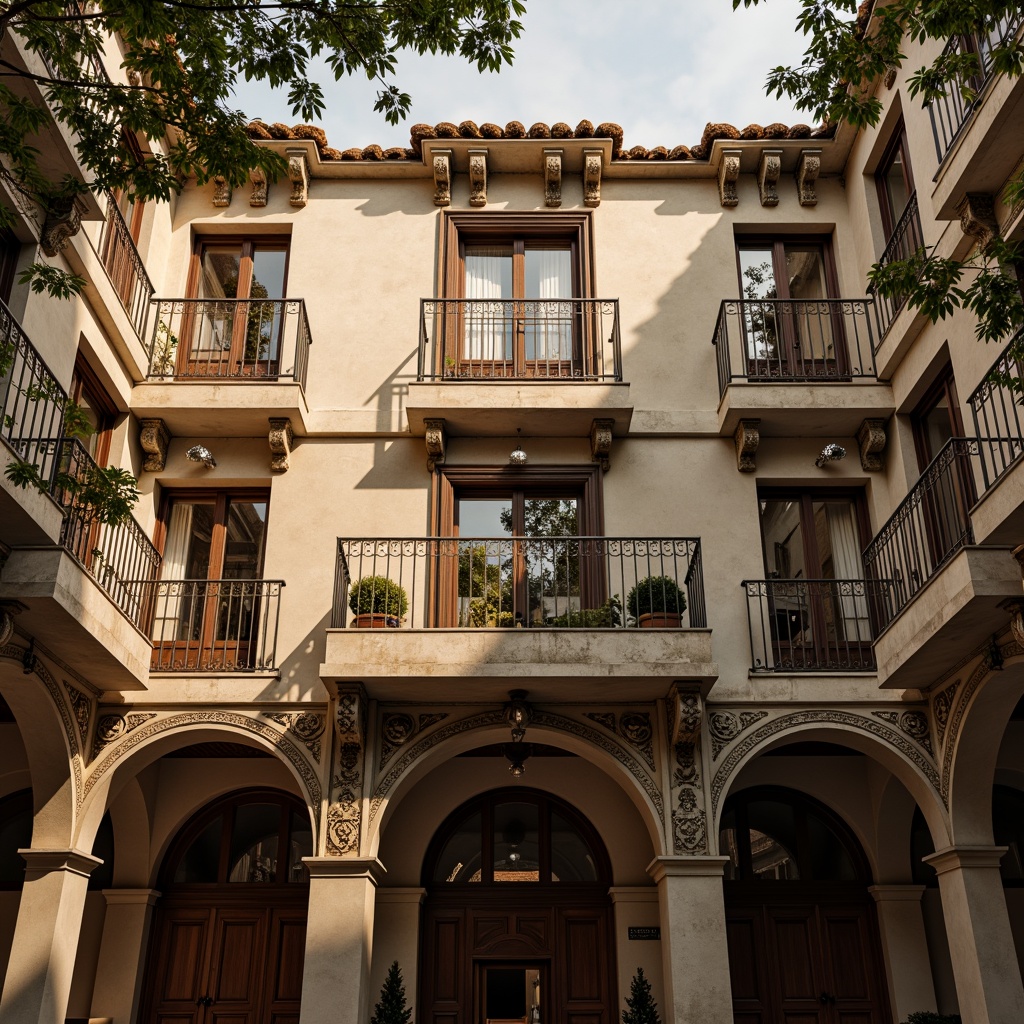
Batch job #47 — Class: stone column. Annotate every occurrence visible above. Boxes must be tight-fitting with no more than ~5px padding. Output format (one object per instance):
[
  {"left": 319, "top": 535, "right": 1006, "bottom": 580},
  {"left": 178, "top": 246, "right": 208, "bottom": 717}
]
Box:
[
  {"left": 648, "top": 856, "right": 733, "bottom": 1024},
  {"left": 299, "top": 857, "right": 384, "bottom": 1024},
  {"left": 0, "top": 848, "right": 100, "bottom": 1024},
  {"left": 372, "top": 888, "right": 425, "bottom": 1010},
  {"left": 924, "top": 846, "right": 1024, "bottom": 1023},
  {"left": 90, "top": 889, "right": 161, "bottom": 1023},
  {"left": 868, "top": 884, "right": 936, "bottom": 1020}
]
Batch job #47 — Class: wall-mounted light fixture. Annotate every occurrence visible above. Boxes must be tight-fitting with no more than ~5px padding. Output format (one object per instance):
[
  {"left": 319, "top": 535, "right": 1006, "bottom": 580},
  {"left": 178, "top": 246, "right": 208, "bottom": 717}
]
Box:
[
  {"left": 509, "top": 429, "right": 528, "bottom": 467},
  {"left": 186, "top": 444, "right": 217, "bottom": 469},
  {"left": 503, "top": 689, "right": 533, "bottom": 776},
  {"left": 815, "top": 443, "right": 846, "bottom": 468}
]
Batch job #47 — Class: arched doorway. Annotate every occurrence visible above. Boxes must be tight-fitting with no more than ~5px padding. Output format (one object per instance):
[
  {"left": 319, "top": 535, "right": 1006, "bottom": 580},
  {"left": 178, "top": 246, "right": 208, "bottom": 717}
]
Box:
[
  {"left": 720, "top": 785, "right": 891, "bottom": 1023},
  {"left": 420, "top": 788, "right": 615, "bottom": 1024},
  {"left": 139, "top": 788, "right": 311, "bottom": 1023}
]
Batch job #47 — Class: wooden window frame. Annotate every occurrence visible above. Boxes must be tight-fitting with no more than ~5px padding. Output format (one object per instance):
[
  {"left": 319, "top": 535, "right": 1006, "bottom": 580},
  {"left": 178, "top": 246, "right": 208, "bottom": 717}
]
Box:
[
  {"left": 911, "top": 366, "right": 966, "bottom": 470},
  {"left": 875, "top": 121, "right": 915, "bottom": 242},
  {"left": 0, "top": 228, "right": 19, "bottom": 306},
  {"left": 186, "top": 235, "right": 291, "bottom": 300},
  {"left": 70, "top": 353, "right": 118, "bottom": 467}
]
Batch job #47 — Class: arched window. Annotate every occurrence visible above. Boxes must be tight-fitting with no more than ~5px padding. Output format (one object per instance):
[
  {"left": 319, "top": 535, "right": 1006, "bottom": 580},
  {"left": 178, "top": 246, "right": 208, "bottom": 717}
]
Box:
[
  {"left": 424, "top": 788, "right": 610, "bottom": 887},
  {"left": 719, "top": 786, "right": 870, "bottom": 883},
  {"left": 160, "top": 789, "right": 312, "bottom": 887}
]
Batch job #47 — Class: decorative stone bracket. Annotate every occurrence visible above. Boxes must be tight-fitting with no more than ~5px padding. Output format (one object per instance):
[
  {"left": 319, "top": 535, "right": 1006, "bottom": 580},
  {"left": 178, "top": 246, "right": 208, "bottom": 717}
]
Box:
[
  {"left": 40, "top": 196, "right": 85, "bottom": 256},
  {"left": 590, "top": 418, "right": 613, "bottom": 472},
  {"left": 757, "top": 149, "right": 782, "bottom": 207},
  {"left": 268, "top": 417, "right": 294, "bottom": 473},
  {"left": 139, "top": 418, "right": 171, "bottom": 472},
  {"left": 796, "top": 149, "right": 822, "bottom": 207},
  {"left": 249, "top": 166, "right": 268, "bottom": 208},
  {"left": 668, "top": 685, "right": 709, "bottom": 855},
  {"left": 425, "top": 418, "right": 446, "bottom": 472},
  {"left": 856, "top": 418, "right": 887, "bottom": 471},
  {"left": 211, "top": 176, "right": 232, "bottom": 208},
  {"left": 468, "top": 149, "right": 488, "bottom": 207},
  {"left": 718, "top": 150, "right": 741, "bottom": 208},
  {"left": 734, "top": 419, "right": 760, "bottom": 472},
  {"left": 432, "top": 150, "right": 452, "bottom": 207},
  {"left": 287, "top": 150, "right": 309, "bottom": 207},
  {"left": 583, "top": 150, "right": 603, "bottom": 208},
  {"left": 957, "top": 192, "right": 999, "bottom": 250},
  {"left": 544, "top": 149, "right": 563, "bottom": 208}
]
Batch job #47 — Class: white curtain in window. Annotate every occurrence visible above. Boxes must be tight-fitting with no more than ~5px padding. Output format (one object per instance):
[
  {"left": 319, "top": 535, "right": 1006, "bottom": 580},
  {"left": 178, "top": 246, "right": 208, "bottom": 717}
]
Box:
[
  {"left": 465, "top": 250, "right": 507, "bottom": 360},
  {"left": 534, "top": 249, "right": 572, "bottom": 360},
  {"left": 825, "top": 504, "right": 870, "bottom": 640},
  {"left": 155, "top": 503, "right": 194, "bottom": 641}
]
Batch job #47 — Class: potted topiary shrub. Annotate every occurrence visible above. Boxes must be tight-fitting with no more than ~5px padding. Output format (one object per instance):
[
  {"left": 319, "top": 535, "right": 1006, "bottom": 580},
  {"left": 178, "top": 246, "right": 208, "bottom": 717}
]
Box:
[
  {"left": 626, "top": 575, "right": 686, "bottom": 628},
  {"left": 348, "top": 575, "right": 408, "bottom": 628}
]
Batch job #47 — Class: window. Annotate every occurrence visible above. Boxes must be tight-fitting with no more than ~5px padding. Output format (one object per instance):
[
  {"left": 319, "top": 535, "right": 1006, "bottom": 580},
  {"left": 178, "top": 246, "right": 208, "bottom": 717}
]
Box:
[
  {"left": 151, "top": 491, "right": 270, "bottom": 670},
  {"left": 911, "top": 367, "right": 966, "bottom": 471},
  {"left": 180, "top": 236, "right": 289, "bottom": 376},
  {"left": 70, "top": 354, "right": 117, "bottom": 465},
  {"left": 0, "top": 228, "right": 18, "bottom": 306}
]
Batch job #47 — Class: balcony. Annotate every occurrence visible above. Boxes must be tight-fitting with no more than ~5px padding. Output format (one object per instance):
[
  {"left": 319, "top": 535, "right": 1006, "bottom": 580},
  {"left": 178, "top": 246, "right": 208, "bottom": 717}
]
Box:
[
  {"left": 406, "top": 298, "right": 632, "bottom": 437},
  {"left": 743, "top": 578, "right": 885, "bottom": 673},
  {"left": 870, "top": 192, "right": 926, "bottom": 344},
  {"left": 97, "top": 193, "right": 154, "bottom": 340},
  {"left": 138, "top": 578, "right": 285, "bottom": 673},
  {"left": 130, "top": 298, "right": 313, "bottom": 435},
  {"left": 711, "top": 297, "right": 893, "bottom": 435},
  {"left": 323, "top": 536, "right": 716, "bottom": 700}
]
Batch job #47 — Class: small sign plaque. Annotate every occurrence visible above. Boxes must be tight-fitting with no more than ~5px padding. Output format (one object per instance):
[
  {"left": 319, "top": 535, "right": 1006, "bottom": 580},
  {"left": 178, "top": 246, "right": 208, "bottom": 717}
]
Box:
[{"left": 627, "top": 926, "right": 661, "bottom": 941}]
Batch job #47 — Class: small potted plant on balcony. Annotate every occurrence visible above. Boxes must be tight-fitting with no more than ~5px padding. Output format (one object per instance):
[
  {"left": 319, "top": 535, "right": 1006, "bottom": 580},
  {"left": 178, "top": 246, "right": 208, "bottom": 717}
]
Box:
[
  {"left": 626, "top": 575, "right": 686, "bottom": 628},
  {"left": 348, "top": 575, "right": 408, "bottom": 628}
]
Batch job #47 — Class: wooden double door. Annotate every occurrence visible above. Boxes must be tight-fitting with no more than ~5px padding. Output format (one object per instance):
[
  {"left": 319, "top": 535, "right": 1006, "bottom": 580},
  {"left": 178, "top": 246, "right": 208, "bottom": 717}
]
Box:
[
  {"left": 725, "top": 890, "right": 889, "bottom": 1024},
  {"left": 142, "top": 895, "right": 307, "bottom": 1024}
]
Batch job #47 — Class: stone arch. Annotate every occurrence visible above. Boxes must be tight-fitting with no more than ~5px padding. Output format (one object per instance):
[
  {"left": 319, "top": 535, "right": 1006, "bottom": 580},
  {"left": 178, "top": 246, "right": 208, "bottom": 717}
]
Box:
[
  {"left": 0, "top": 643, "right": 81, "bottom": 847},
  {"left": 367, "top": 710, "right": 665, "bottom": 862},
  {"left": 74, "top": 712, "right": 321, "bottom": 857}
]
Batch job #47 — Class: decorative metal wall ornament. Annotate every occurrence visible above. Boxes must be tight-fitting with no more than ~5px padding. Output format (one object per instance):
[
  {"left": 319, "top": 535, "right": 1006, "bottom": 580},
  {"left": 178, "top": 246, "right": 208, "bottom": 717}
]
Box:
[
  {"left": 708, "top": 710, "right": 769, "bottom": 760},
  {"left": 815, "top": 443, "right": 847, "bottom": 468},
  {"left": 186, "top": 445, "right": 217, "bottom": 469}
]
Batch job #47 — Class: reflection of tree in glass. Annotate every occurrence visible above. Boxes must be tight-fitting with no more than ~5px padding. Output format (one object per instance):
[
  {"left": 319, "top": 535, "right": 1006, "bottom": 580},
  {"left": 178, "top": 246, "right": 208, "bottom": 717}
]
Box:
[
  {"left": 501, "top": 499, "right": 581, "bottom": 616},
  {"left": 742, "top": 261, "right": 780, "bottom": 362},
  {"left": 217, "top": 272, "right": 277, "bottom": 367},
  {"left": 457, "top": 542, "right": 513, "bottom": 627}
]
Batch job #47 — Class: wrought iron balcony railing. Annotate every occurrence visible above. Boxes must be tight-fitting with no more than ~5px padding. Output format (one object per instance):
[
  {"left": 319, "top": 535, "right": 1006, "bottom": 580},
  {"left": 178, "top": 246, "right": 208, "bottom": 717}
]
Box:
[
  {"left": 967, "top": 329, "right": 1024, "bottom": 491},
  {"left": 334, "top": 536, "right": 705, "bottom": 630},
  {"left": 131, "top": 578, "right": 285, "bottom": 672},
  {"left": 870, "top": 192, "right": 925, "bottom": 342},
  {"left": 712, "top": 298, "right": 880, "bottom": 397},
  {"left": 1, "top": 297, "right": 67, "bottom": 482},
  {"left": 928, "top": 12, "right": 1024, "bottom": 165},
  {"left": 418, "top": 298, "right": 622, "bottom": 381},
  {"left": 743, "top": 578, "right": 887, "bottom": 673},
  {"left": 98, "top": 193, "right": 153, "bottom": 338},
  {"left": 149, "top": 298, "right": 312, "bottom": 388}
]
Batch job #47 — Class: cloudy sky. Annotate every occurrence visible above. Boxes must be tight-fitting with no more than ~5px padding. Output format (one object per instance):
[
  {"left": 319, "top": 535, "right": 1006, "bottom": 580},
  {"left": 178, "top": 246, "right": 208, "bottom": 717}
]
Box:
[{"left": 234, "top": 0, "right": 813, "bottom": 152}]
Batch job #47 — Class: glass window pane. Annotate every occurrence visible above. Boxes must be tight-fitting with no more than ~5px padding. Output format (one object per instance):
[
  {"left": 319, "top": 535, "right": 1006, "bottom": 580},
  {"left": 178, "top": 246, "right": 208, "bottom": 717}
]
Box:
[
  {"left": 250, "top": 249, "right": 286, "bottom": 299},
  {"left": 199, "top": 246, "right": 242, "bottom": 300},
  {"left": 550, "top": 812, "right": 597, "bottom": 882},
  {"left": 434, "top": 811, "right": 482, "bottom": 883},
  {"left": 738, "top": 248, "right": 777, "bottom": 300},
  {"left": 173, "top": 817, "right": 223, "bottom": 883},
  {"left": 746, "top": 799, "right": 800, "bottom": 880},
  {"left": 464, "top": 247, "right": 512, "bottom": 361},
  {"left": 783, "top": 246, "right": 827, "bottom": 301},
  {"left": 287, "top": 809, "right": 313, "bottom": 883},
  {"left": 525, "top": 249, "right": 573, "bottom": 361},
  {"left": 493, "top": 801, "right": 540, "bottom": 881},
  {"left": 759, "top": 500, "right": 805, "bottom": 580},
  {"left": 223, "top": 501, "right": 267, "bottom": 579},
  {"left": 882, "top": 152, "right": 910, "bottom": 227},
  {"left": 228, "top": 803, "right": 280, "bottom": 883},
  {"left": 806, "top": 813, "right": 858, "bottom": 881}
]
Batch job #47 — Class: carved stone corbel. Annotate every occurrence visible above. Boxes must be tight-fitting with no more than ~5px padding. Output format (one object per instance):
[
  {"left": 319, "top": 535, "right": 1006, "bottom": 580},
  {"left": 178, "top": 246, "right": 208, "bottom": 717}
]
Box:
[
  {"left": 268, "top": 417, "right": 294, "bottom": 473},
  {"left": 796, "top": 150, "right": 822, "bottom": 207},
  {"left": 734, "top": 419, "right": 760, "bottom": 472},
  {"left": 139, "top": 418, "right": 171, "bottom": 472},
  {"left": 582, "top": 150, "right": 603, "bottom": 208},
  {"left": 856, "top": 418, "right": 887, "bottom": 471},
  {"left": 590, "top": 418, "right": 613, "bottom": 472},
  {"left": 432, "top": 150, "right": 452, "bottom": 207},
  {"left": 543, "top": 149, "right": 563, "bottom": 208},
  {"left": 249, "top": 166, "right": 268, "bottom": 207},
  {"left": 718, "top": 150, "right": 741, "bottom": 208},
  {"left": 468, "top": 149, "right": 488, "bottom": 207},
  {"left": 425, "top": 418, "right": 446, "bottom": 472},
  {"left": 334, "top": 685, "right": 365, "bottom": 745},
  {"left": 757, "top": 149, "right": 782, "bottom": 207},
  {"left": 211, "top": 176, "right": 232, "bottom": 208},
  {"left": 286, "top": 150, "right": 309, "bottom": 207},
  {"left": 957, "top": 192, "right": 999, "bottom": 250},
  {"left": 884, "top": 68, "right": 898, "bottom": 89},
  {"left": 40, "top": 196, "right": 84, "bottom": 256},
  {"left": 670, "top": 685, "right": 703, "bottom": 745}
]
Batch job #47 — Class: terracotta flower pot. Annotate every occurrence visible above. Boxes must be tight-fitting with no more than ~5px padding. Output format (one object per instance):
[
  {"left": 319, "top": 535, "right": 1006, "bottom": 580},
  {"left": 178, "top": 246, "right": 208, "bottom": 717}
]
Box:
[
  {"left": 351, "top": 613, "right": 400, "bottom": 628},
  {"left": 638, "top": 612, "right": 683, "bottom": 628}
]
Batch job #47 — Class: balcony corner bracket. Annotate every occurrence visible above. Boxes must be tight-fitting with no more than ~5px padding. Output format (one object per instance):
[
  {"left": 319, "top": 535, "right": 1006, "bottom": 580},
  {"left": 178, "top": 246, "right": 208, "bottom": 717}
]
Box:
[
  {"left": 543, "top": 149, "right": 563, "bottom": 208},
  {"left": 582, "top": 149, "right": 603, "bottom": 208},
  {"left": 211, "top": 176, "right": 232, "bottom": 208},
  {"left": 957, "top": 192, "right": 999, "bottom": 250},
  {"left": 327, "top": 682, "right": 366, "bottom": 746},
  {"left": 432, "top": 150, "right": 452, "bottom": 207},
  {"left": 139, "top": 418, "right": 171, "bottom": 473},
  {"left": 249, "top": 166, "right": 268, "bottom": 207},
  {"left": 856, "top": 418, "right": 887, "bottom": 472},
  {"left": 590, "top": 418, "right": 613, "bottom": 472},
  {"left": 718, "top": 149, "right": 741, "bottom": 208},
  {"left": 669, "top": 683, "right": 703, "bottom": 746},
  {"left": 883, "top": 67, "right": 898, "bottom": 89},
  {"left": 468, "top": 149, "right": 488, "bottom": 207},
  {"left": 734, "top": 418, "right": 760, "bottom": 472},
  {"left": 286, "top": 149, "right": 310, "bottom": 207},
  {"left": 757, "top": 149, "right": 782, "bottom": 207},
  {"left": 40, "top": 195, "right": 85, "bottom": 256},
  {"left": 795, "top": 149, "right": 822, "bottom": 207},
  {"left": 425, "top": 418, "right": 446, "bottom": 473},
  {"left": 268, "top": 417, "right": 294, "bottom": 473}
]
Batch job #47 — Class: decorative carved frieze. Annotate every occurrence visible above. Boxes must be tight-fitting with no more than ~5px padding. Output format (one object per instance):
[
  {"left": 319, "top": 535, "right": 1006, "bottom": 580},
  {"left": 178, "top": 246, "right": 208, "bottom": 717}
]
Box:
[
  {"left": 708, "top": 710, "right": 769, "bottom": 759},
  {"left": 668, "top": 685, "right": 709, "bottom": 855},
  {"left": 40, "top": 196, "right": 84, "bottom": 256},
  {"left": 211, "top": 176, "right": 232, "bottom": 208},
  {"left": 543, "top": 149, "right": 563, "bottom": 208},
  {"left": 872, "top": 709, "right": 933, "bottom": 755},
  {"left": 268, "top": 417, "right": 294, "bottom": 473},
  {"left": 64, "top": 683, "right": 91, "bottom": 745},
  {"left": 263, "top": 711, "right": 327, "bottom": 760},
  {"left": 856, "top": 418, "right": 887, "bottom": 472},
  {"left": 718, "top": 149, "right": 741, "bottom": 208},
  {"left": 432, "top": 150, "right": 452, "bottom": 207},
  {"left": 425, "top": 418, "right": 447, "bottom": 472},
  {"left": 796, "top": 149, "right": 822, "bottom": 206},
  {"left": 670, "top": 686, "right": 702, "bottom": 745},
  {"left": 734, "top": 419, "right": 760, "bottom": 472},
  {"left": 757, "top": 149, "right": 782, "bottom": 207},
  {"left": 379, "top": 712, "right": 449, "bottom": 769},
  {"left": 327, "top": 685, "right": 367, "bottom": 856},
  {"left": 93, "top": 712, "right": 157, "bottom": 757},
  {"left": 957, "top": 192, "right": 999, "bottom": 250},
  {"left": 582, "top": 150, "right": 603, "bottom": 208},
  {"left": 468, "top": 149, "right": 488, "bottom": 207},
  {"left": 139, "top": 418, "right": 171, "bottom": 472},
  {"left": 249, "top": 166, "right": 268, "bottom": 207},
  {"left": 286, "top": 150, "right": 309, "bottom": 207},
  {"left": 1003, "top": 596, "right": 1024, "bottom": 647},
  {"left": 590, "top": 418, "right": 613, "bottom": 472}
]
